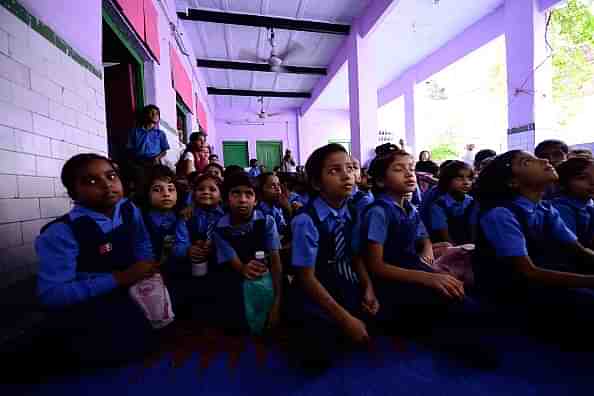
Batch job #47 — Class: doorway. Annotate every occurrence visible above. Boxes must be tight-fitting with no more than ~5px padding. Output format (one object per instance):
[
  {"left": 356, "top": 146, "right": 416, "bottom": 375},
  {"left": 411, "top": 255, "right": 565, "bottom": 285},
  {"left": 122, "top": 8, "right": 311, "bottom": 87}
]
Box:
[
  {"left": 256, "top": 141, "right": 282, "bottom": 172},
  {"left": 102, "top": 15, "right": 144, "bottom": 165},
  {"left": 223, "top": 141, "right": 249, "bottom": 168}
]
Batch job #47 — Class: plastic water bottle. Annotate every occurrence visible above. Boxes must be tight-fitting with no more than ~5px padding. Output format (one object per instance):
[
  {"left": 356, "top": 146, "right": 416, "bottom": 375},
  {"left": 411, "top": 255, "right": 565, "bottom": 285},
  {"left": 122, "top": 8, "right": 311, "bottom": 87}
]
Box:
[{"left": 191, "top": 240, "right": 209, "bottom": 277}]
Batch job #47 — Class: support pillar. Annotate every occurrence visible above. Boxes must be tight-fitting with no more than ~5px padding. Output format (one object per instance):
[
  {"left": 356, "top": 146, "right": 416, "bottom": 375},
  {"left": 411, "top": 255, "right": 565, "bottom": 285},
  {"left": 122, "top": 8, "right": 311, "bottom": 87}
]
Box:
[
  {"left": 348, "top": 32, "right": 379, "bottom": 165},
  {"left": 505, "top": 0, "right": 552, "bottom": 151},
  {"left": 404, "top": 85, "right": 416, "bottom": 156}
]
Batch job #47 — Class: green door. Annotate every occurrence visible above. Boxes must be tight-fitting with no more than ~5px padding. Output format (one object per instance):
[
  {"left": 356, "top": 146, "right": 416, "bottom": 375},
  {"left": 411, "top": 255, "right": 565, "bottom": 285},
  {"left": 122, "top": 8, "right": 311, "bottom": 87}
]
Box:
[
  {"left": 223, "top": 141, "right": 249, "bottom": 168},
  {"left": 256, "top": 141, "right": 282, "bottom": 172}
]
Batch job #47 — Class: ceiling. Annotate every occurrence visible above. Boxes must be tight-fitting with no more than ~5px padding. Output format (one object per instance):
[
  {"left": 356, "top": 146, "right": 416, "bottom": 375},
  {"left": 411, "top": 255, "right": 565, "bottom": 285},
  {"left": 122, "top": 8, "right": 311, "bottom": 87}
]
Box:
[
  {"left": 309, "top": 0, "right": 505, "bottom": 111},
  {"left": 177, "top": 0, "right": 370, "bottom": 113}
]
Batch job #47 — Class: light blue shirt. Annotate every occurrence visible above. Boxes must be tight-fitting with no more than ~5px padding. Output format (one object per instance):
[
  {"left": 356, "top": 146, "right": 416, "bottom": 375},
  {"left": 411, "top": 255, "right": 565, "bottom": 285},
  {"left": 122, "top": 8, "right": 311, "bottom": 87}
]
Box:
[
  {"left": 428, "top": 193, "right": 474, "bottom": 231},
  {"left": 127, "top": 126, "right": 170, "bottom": 159}
]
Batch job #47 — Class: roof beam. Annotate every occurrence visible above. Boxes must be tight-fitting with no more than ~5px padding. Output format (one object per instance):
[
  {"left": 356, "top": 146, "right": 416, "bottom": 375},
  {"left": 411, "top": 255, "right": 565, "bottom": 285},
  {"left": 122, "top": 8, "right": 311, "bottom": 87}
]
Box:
[
  {"left": 197, "top": 59, "right": 327, "bottom": 75},
  {"left": 207, "top": 88, "right": 311, "bottom": 98},
  {"left": 178, "top": 9, "right": 350, "bottom": 35}
]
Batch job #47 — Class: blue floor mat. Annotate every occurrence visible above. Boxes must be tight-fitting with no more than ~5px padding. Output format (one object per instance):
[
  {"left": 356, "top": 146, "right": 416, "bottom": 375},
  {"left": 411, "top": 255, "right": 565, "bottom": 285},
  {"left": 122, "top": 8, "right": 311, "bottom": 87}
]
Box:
[{"left": 4, "top": 330, "right": 593, "bottom": 396}]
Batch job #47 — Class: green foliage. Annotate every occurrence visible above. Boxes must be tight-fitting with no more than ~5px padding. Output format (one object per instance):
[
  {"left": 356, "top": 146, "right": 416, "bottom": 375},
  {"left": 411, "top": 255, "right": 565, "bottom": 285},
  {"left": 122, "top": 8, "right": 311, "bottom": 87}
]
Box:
[{"left": 430, "top": 143, "right": 459, "bottom": 162}]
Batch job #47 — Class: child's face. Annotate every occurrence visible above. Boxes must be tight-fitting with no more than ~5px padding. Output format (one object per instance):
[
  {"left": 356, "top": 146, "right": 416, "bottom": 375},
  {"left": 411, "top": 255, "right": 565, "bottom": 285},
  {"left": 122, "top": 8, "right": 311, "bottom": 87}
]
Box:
[
  {"left": 449, "top": 168, "right": 473, "bottom": 195},
  {"left": 74, "top": 160, "right": 123, "bottom": 212},
  {"left": 511, "top": 151, "right": 558, "bottom": 188},
  {"left": 351, "top": 158, "right": 361, "bottom": 184},
  {"left": 228, "top": 185, "right": 256, "bottom": 220},
  {"left": 205, "top": 166, "right": 223, "bottom": 181},
  {"left": 382, "top": 155, "right": 416, "bottom": 195},
  {"left": 317, "top": 151, "right": 355, "bottom": 201},
  {"left": 194, "top": 178, "right": 221, "bottom": 207},
  {"left": 149, "top": 178, "right": 177, "bottom": 211},
  {"left": 567, "top": 163, "right": 594, "bottom": 201},
  {"left": 146, "top": 108, "right": 160, "bottom": 124},
  {"left": 537, "top": 144, "right": 567, "bottom": 168},
  {"left": 262, "top": 175, "right": 282, "bottom": 202}
]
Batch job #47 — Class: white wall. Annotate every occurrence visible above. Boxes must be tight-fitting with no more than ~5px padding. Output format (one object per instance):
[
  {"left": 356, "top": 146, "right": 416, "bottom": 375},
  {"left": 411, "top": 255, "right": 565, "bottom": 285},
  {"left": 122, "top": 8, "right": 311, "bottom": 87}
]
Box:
[
  {"left": 0, "top": 6, "right": 107, "bottom": 287},
  {"left": 298, "top": 109, "right": 351, "bottom": 162}
]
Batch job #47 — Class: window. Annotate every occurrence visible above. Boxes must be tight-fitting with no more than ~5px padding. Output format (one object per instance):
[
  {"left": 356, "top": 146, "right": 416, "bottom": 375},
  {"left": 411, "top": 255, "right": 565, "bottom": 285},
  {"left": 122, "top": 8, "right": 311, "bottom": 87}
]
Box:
[{"left": 176, "top": 95, "right": 190, "bottom": 143}]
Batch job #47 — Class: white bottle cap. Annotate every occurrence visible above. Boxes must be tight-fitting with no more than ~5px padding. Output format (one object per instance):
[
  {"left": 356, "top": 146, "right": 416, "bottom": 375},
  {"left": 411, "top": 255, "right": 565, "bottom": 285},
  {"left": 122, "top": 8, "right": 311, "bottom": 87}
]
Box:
[{"left": 255, "top": 251, "right": 265, "bottom": 260}]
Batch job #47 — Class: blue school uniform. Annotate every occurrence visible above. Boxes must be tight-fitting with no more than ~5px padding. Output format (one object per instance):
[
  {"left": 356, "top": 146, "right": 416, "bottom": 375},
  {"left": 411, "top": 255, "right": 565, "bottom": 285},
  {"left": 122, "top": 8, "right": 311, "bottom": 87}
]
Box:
[
  {"left": 474, "top": 196, "right": 594, "bottom": 338},
  {"left": 175, "top": 206, "right": 225, "bottom": 258},
  {"left": 552, "top": 195, "right": 594, "bottom": 248},
  {"left": 289, "top": 191, "right": 310, "bottom": 207},
  {"left": 248, "top": 166, "right": 261, "bottom": 178},
  {"left": 143, "top": 210, "right": 178, "bottom": 263},
  {"left": 127, "top": 126, "right": 170, "bottom": 160},
  {"left": 257, "top": 201, "right": 288, "bottom": 238},
  {"left": 209, "top": 210, "right": 280, "bottom": 329},
  {"left": 426, "top": 193, "right": 475, "bottom": 244},
  {"left": 35, "top": 198, "right": 155, "bottom": 363}
]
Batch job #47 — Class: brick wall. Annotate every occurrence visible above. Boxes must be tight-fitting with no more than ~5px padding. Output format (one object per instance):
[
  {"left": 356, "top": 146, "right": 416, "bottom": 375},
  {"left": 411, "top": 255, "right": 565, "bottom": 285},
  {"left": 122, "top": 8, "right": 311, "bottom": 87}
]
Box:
[{"left": 0, "top": 5, "right": 107, "bottom": 287}]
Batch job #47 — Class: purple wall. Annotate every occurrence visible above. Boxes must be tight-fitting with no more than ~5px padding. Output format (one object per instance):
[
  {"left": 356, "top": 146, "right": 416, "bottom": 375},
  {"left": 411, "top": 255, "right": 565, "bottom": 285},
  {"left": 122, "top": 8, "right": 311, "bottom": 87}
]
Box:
[
  {"left": 214, "top": 109, "right": 300, "bottom": 165},
  {"left": 20, "top": 0, "right": 102, "bottom": 66},
  {"left": 298, "top": 109, "right": 351, "bottom": 162}
]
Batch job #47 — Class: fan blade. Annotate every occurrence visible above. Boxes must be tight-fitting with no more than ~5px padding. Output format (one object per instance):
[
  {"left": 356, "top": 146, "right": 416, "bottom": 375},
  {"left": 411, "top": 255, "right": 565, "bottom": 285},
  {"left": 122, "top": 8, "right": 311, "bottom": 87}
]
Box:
[
  {"left": 279, "top": 41, "right": 305, "bottom": 62},
  {"left": 267, "top": 112, "right": 283, "bottom": 117},
  {"left": 238, "top": 49, "right": 265, "bottom": 62}
]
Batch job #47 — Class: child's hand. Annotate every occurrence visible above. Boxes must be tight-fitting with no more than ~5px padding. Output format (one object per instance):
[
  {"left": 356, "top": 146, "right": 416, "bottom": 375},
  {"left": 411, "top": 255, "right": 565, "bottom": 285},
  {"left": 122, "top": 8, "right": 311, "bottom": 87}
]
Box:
[
  {"left": 291, "top": 201, "right": 303, "bottom": 212},
  {"left": 342, "top": 314, "right": 369, "bottom": 344},
  {"left": 241, "top": 260, "right": 268, "bottom": 280},
  {"left": 114, "top": 260, "right": 159, "bottom": 286},
  {"left": 266, "top": 300, "right": 281, "bottom": 329},
  {"left": 188, "top": 241, "right": 211, "bottom": 262},
  {"left": 180, "top": 206, "right": 193, "bottom": 221},
  {"left": 424, "top": 273, "right": 465, "bottom": 300},
  {"left": 362, "top": 286, "right": 380, "bottom": 316},
  {"left": 420, "top": 248, "right": 435, "bottom": 266}
]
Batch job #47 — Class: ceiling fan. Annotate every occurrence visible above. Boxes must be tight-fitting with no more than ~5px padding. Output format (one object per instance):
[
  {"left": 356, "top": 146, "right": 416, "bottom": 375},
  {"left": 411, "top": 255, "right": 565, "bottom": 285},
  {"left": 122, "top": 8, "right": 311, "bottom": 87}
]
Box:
[
  {"left": 239, "top": 27, "right": 304, "bottom": 73},
  {"left": 255, "top": 97, "right": 282, "bottom": 119}
]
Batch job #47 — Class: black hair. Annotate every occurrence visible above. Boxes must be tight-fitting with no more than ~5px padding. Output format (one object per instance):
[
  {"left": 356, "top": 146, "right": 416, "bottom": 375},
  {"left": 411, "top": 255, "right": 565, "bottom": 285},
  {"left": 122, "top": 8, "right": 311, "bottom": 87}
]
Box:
[
  {"left": 419, "top": 150, "right": 431, "bottom": 161},
  {"left": 534, "top": 139, "right": 569, "bottom": 158},
  {"left": 368, "top": 149, "right": 412, "bottom": 195},
  {"left": 209, "top": 153, "right": 219, "bottom": 160},
  {"left": 437, "top": 160, "right": 474, "bottom": 193},
  {"left": 474, "top": 150, "right": 523, "bottom": 210},
  {"left": 193, "top": 173, "right": 222, "bottom": 191},
  {"left": 556, "top": 157, "right": 594, "bottom": 191},
  {"left": 204, "top": 162, "right": 224, "bottom": 174},
  {"left": 222, "top": 171, "right": 256, "bottom": 199},
  {"left": 189, "top": 131, "right": 206, "bottom": 142},
  {"left": 223, "top": 165, "right": 244, "bottom": 180},
  {"left": 249, "top": 158, "right": 258, "bottom": 167},
  {"left": 138, "top": 104, "right": 160, "bottom": 126},
  {"left": 61, "top": 153, "right": 118, "bottom": 200},
  {"left": 474, "top": 149, "right": 497, "bottom": 169},
  {"left": 305, "top": 143, "right": 348, "bottom": 195}
]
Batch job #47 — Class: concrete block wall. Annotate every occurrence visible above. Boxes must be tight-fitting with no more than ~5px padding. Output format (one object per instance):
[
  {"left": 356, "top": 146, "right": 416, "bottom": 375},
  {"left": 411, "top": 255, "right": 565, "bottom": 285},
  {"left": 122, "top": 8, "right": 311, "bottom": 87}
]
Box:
[{"left": 0, "top": 5, "right": 107, "bottom": 287}]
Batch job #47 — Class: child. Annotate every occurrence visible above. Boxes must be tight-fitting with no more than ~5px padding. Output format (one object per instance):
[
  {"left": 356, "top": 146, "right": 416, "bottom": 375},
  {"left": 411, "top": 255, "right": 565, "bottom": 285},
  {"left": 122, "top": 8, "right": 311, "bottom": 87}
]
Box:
[
  {"left": 473, "top": 151, "right": 594, "bottom": 340},
  {"left": 421, "top": 161, "right": 475, "bottom": 244},
  {"left": 552, "top": 158, "right": 594, "bottom": 268},
  {"left": 35, "top": 153, "right": 159, "bottom": 366},
  {"left": 248, "top": 159, "right": 261, "bottom": 178},
  {"left": 173, "top": 173, "right": 225, "bottom": 318},
  {"left": 204, "top": 162, "right": 224, "bottom": 181},
  {"left": 289, "top": 144, "right": 378, "bottom": 369},
  {"left": 288, "top": 174, "right": 310, "bottom": 210},
  {"left": 350, "top": 157, "right": 374, "bottom": 212},
  {"left": 359, "top": 167, "right": 371, "bottom": 192},
  {"left": 362, "top": 150, "right": 495, "bottom": 367},
  {"left": 257, "top": 172, "right": 290, "bottom": 240},
  {"left": 211, "top": 172, "right": 282, "bottom": 334},
  {"left": 534, "top": 139, "right": 569, "bottom": 168}
]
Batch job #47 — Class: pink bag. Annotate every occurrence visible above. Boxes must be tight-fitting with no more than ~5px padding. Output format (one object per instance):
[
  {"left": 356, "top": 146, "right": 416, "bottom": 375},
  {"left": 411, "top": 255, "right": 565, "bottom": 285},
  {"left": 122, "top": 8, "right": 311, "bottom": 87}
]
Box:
[
  {"left": 129, "top": 274, "right": 175, "bottom": 329},
  {"left": 432, "top": 243, "right": 475, "bottom": 287}
]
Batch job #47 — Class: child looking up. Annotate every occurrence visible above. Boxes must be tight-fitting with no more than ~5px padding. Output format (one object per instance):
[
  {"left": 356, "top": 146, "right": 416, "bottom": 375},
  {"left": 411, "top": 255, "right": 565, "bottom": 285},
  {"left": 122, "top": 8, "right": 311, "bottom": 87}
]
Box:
[
  {"left": 36, "top": 153, "right": 158, "bottom": 366},
  {"left": 474, "top": 151, "right": 594, "bottom": 341},
  {"left": 422, "top": 161, "right": 475, "bottom": 244},
  {"left": 290, "top": 144, "right": 378, "bottom": 370},
  {"left": 553, "top": 158, "right": 594, "bottom": 250},
  {"left": 257, "top": 172, "right": 290, "bottom": 240},
  {"left": 211, "top": 172, "right": 282, "bottom": 334}
]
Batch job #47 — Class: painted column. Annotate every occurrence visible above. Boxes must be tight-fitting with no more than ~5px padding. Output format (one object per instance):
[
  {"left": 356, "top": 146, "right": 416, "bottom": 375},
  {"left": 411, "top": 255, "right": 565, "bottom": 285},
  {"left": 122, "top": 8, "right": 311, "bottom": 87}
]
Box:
[
  {"left": 348, "top": 31, "right": 379, "bottom": 164},
  {"left": 504, "top": 0, "right": 551, "bottom": 151},
  {"left": 404, "top": 84, "right": 416, "bottom": 156}
]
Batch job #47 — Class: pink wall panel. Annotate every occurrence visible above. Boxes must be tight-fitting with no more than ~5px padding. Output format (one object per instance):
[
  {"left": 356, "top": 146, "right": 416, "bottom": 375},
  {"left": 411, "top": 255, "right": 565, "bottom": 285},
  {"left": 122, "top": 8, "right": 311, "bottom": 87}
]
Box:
[
  {"left": 196, "top": 95, "right": 208, "bottom": 132},
  {"left": 143, "top": 0, "right": 160, "bottom": 62},
  {"left": 114, "top": 0, "right": 144, "bottom": 40},
  {"left": 169, "top": 44, "right": 193, "bottom": 112}
]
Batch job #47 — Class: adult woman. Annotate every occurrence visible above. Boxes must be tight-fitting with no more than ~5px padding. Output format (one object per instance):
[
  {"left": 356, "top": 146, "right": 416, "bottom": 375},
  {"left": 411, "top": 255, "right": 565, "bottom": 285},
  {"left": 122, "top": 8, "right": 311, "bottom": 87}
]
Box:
[{"left": 176, "top": 132, "right": 209, "bottom": 177}]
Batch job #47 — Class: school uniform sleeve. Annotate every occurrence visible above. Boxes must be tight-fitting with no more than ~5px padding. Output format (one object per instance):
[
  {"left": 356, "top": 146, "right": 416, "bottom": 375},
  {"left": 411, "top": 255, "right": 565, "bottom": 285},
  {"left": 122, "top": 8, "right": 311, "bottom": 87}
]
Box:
[
  {"left": 481, "top": 208, "right": 528, "bottom": 257},
  {"left": 428, "top": 202, "right": 448, "bottom": 231},
  {"left": 548, "top": 206, "right": 578, "bottom": 244},
  {"left": 416, "top": 217, "right": 429, "bottom": 240},
  {"left": 552, "top": 202, "right": 577, "bottom": 235},
  {"left": 174, "top": 220, "right": 191, "bottom": 258},
  {"left": 213, "top": 230, "right": 237, "bottom": 264},
  {"left": 291, "top": 214, "right": 319, "bottom": 268},
  {"left": 159, "top": 130, "right": 170, "bottom": 151},
  {"left": 364, "top": 205, "right": 389, "bottom": 244},
  {"left": 36, "top": 223, "right": 117, "bottom": 308},
  {"left": 132, "top": 206, "right": 155, "bottom": 261},
  {"left": 265, "top": 215, "right": 281, "bottom": 251}
]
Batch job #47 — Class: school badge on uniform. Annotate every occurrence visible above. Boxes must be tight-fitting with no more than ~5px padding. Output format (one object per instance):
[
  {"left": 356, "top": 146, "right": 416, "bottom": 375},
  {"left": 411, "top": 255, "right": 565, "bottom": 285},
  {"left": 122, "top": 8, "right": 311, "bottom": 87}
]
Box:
[{"left": 99, "top": 243, "right": 113, "bottom": 255}]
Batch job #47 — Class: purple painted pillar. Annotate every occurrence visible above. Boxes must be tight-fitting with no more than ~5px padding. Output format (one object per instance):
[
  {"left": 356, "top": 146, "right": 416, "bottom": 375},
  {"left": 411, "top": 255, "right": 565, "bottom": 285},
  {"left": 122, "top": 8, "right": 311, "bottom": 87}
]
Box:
[
  {"left": 505, "top": 0, "right": 549, "bottom": 151},
  {"left": 404, "top": 84, "right": 416, "bottom": 155},
  {"left": 348, "top": 32, "right": 379, "bottom": 164}
]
